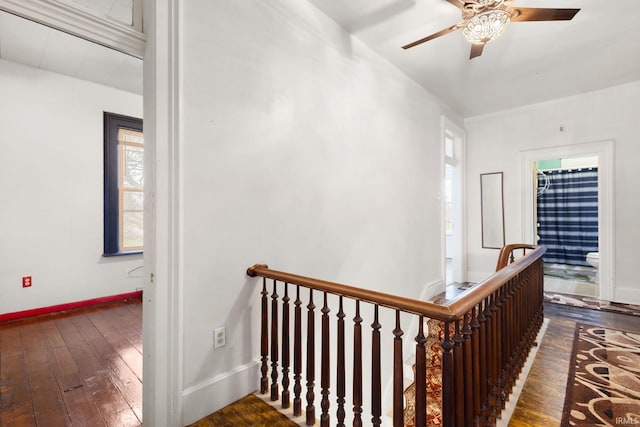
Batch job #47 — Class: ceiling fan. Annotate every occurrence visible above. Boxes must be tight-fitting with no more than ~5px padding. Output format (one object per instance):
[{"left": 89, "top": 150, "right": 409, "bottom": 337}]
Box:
[{"left": 402, "top": 0, "right": 580, "bottom": 59}]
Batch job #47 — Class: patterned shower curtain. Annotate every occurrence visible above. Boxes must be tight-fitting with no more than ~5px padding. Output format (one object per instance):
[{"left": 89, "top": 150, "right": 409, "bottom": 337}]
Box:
[{"left": 536, "top": 168, "right": 598, "bottom": 266}]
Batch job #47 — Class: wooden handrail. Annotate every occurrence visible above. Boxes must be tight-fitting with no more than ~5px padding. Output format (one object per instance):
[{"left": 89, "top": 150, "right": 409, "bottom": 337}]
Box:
[
  {"left": 248, "top": 245, "right": 545, "bottom": 323},
  {"left": 495, "top": 244, "right": 538, "bottom": 271},
  {"left": 248, "top": 245, "right": 546, "bottom": 427}
]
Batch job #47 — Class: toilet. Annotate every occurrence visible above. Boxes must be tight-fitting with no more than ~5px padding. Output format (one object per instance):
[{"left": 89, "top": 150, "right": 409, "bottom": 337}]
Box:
[{"left": 586, "top": 252, "right": 599, "bottom": 269}]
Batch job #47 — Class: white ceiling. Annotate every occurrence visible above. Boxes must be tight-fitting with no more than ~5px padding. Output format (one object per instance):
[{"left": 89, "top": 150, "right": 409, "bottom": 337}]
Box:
[
  {"left": 309, "top": 0, "right": 640, "bottom": 116},
  {"left": 0, "top": 10, "right": 142, "bottom": 95},
  {"left": 1, "top": 1, "right": 639, "bottom": 116}
]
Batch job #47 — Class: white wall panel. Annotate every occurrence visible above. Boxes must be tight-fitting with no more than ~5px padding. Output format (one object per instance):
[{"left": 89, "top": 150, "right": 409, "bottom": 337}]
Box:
[
  {"left": 0, "top": 59, "right": 143, "bottom": 313},
  {"left": 465, "top": 81, "right": 640, "bottom": 304},
  {"left": 173, "top": 1, "right": 460, "bottom": 423}
]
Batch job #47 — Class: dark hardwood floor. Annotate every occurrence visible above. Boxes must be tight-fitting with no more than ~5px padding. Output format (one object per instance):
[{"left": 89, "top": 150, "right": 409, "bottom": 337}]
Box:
[
  {"left": 509, "top": 302, "right": 640, "bottom": 426},
  {"left": 187, "top": 394, "right": 299, "bottom": 427},
  {"left": 197, "top": 301, "right": 640, "bottom": 427},
  {"left": 2, "top": 296, "right": 637, "bottom": 427},
  {"left": 0, "top": 297, "right": 142, "bottom": 427}
]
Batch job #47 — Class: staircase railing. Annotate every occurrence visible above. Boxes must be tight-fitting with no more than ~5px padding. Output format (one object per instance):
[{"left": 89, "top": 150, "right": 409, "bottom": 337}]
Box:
[{"left": 247, "top": 244, "right": 545, "bottom": 427}]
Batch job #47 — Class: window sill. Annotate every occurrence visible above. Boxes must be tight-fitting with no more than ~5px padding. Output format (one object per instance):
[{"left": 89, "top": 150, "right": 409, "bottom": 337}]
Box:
[{"left": 103, "top": 250, "right": 143, "bottom": 257}]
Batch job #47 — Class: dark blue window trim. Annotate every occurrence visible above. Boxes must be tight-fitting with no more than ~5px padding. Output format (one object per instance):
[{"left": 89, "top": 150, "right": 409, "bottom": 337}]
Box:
[{"left": 103, "top": 112, "right": 143, "bottom": 256}]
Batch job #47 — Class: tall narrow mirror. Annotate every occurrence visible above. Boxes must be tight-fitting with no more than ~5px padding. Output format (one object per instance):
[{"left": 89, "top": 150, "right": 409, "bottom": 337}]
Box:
[{"left": 480, "top": 172, "right": 505, "bottom": 249}]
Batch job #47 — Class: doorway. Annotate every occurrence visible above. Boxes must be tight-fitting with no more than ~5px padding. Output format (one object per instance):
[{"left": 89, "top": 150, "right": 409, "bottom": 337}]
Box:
[
  {"left": 535, "top": 156, "right": 599, "bottom": 297},
  {"left": 521, "top": 141, "right": 614, "bottom": 301},
  {"left": 442, "top": 119, "right": 466, "bottom": 285}
]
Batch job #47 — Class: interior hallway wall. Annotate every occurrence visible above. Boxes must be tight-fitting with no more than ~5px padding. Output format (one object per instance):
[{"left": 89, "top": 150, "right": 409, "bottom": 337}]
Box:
[
  {"left": 464, "top": 81, "right": 640, "bottom": 304},
  {"left": 168, "top": 1, "right": 464, "bottom": 423},
  {"left": 0, "top": 59, "right": 144, "bottom": 314}
]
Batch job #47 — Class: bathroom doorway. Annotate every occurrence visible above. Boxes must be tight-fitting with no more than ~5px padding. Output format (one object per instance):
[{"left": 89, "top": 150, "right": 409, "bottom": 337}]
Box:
[
  {"left": 535, "top": 156, "right": 599, "bottom": 297},
  {"left": 521, "top": 141, "right": 614, "bottom": 301}
]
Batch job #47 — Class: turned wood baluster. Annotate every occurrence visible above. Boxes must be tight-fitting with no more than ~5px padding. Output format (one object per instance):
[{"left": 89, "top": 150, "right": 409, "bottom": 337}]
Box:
[
  {"left": 479, "top": 299, "right": 489, "bottom": 420},
  {"left": 513, "top": 279, "right": 523, "bottom": 373},
  {"left": 470, "top": 306, "right": 482, "bottom": 424},
  {"left": 506, "top": 280, "right": 517, "bottom": 394},
  {"left": 488, "top": 293, "right": 499, "bottom": 424},
  {"left": 353, "top": 301, "right": 363, "bottom": 427},
  {"left": 293, "top": 285, "right": 303, "bottom": 416},
  {"left": 282, "top": 283, "right": 291, "bottom": 409},
  {"left": 371, "top": 305, "right": 382, "bottom": 427},
  {"left": 320, "top": 292, "right": 331, "bottom": 427},
  {"left": 306, "top": 290, "right": 316, "bottom": 426},
  {"left": 336, "top": 297, "right": 346, "bottom": 427},
  {"left": 494, "top": 288, "right": 504, "bottom": 409},
  {"left": 504, "top": 284, "right": 513, "bottom": 404},
  {"left": 442, "top": 320, "right": 455, "bottom": 427},
  {"left": 453, "top": 320, "right": 464, "bottom": 427},
  {"left": 260, "top": 278, "right": 269, "bottom": 394},
  {"left": 495, "top": 289, "right": 503, "bottom": 376},
  {"left": 499, "top": 287, "right": 508, "bottom": 409},
  {"left": 415, "top": 317, "right": 427, "bottom": 427},
  {"left": 538, "top": 258, "right": 544, "bottom": 317},
  {"left": 392, "top": 310, "right": 404, "bottom": 427},
  {"left": 462, "top": 314, "right": 473, "bottom": 426},
  {"left": 271, "top": 280, "right": 279, "bottom": 401}
]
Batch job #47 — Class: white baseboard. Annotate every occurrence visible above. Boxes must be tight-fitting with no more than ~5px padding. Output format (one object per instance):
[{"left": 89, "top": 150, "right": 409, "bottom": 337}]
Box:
[
  {"left": 421, "top": 279, "right": 445, "bottom": 301},
  {"left": 182, "top": 361, "right": 259, "bottom": 425},
  {"left": 497, "top": 318, "right": 549, "bottom": 426},
  {"left": 613, "top": 287, "right": 640, "bottom": 305}
]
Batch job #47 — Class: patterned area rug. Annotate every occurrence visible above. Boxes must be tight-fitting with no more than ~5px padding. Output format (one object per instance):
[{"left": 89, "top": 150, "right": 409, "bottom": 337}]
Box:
[
  {"left": 544, "top": 292, "right": 640, "bottom": 317},
  {"left": 561, "top": 323, "right": 640, "bottom": 426}
]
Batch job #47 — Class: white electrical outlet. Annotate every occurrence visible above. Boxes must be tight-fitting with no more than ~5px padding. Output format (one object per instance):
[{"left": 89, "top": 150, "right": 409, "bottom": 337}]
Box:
[{"left": 214, "top": 326, "right": 226, "bottom": 349}]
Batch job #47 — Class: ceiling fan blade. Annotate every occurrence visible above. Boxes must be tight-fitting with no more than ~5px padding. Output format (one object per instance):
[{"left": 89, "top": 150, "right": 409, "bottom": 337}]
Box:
[
  {"left": 470, "top": 43, "right": 484, "bottom": 59},
  {"left": 509, "top": 7, "right": 580, "bottom": 22},
  {"left": 402, "top": 23, "right": 462, "bottom": 49}
]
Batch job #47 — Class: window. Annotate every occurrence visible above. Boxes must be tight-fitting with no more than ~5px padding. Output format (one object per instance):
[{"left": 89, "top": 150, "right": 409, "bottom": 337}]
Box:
[
  {"left": 444, "top": 132, "right": 456, "bottom": 236},
  {"left": 104, "top": 112, "right": 144, "bottom": 255}
]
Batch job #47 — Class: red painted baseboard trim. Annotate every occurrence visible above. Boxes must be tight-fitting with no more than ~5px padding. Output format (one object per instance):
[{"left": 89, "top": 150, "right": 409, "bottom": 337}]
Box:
[{"left": 0, "top": 290, "right": 143, "bottom": 323}]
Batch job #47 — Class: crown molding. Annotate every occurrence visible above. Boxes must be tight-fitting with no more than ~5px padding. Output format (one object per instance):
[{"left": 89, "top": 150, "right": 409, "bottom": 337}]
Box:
[{"left": 0, "top": 0, "right": 145, "bottom": 58}]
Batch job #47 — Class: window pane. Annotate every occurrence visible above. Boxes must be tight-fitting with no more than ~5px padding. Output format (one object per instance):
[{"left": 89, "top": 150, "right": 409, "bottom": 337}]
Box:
[
  {"left": 119, "top": 128, "right": 144, "bottom": 145},
  {"left": 445, "top": 135, "right": 454, "bottom": 158},
  {"left": 122, "top": 144, "right": 144, "bottom": 188},
  {"left": 445, "top": 164, "right": 453, "bottom": 235},
  {"left": 122, "top": 191, "right": 143, "bottom": 250},
  {"left": 105, "top": 113, "right": 143, "bottom": 255}
]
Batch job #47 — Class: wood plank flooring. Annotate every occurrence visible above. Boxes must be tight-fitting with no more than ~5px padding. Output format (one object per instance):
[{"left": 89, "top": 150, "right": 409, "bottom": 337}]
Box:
[
  {"left": 509, "top": 302, "right": 640, "bottom": 426},
  {"left": 196, "top": 302, "right": 639, "bottom": 427},
  {"left": 187, "top": 394, "right": 299, "bottom": 427},
  {"left": 2, "top": 297, "right": 637, "bottom": 427},
  {"left": 0, "top": 297, "right": 142, "bottom": 427}
]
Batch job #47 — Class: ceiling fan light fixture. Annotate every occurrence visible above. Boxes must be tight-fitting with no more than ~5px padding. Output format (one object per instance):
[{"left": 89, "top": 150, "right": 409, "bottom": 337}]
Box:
[
  {"left": 470, "top": 0, "right": 505, "bottom": 12},
  {"left": 462, "top": 9, "right": 510, "bottom": 45}
]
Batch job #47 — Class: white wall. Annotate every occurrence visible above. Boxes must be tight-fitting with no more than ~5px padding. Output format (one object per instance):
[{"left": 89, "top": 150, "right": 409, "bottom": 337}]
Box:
[
  {"left": 170, "top": 1, "right": 463, "bottom": 423},
  {"left": 0, "top": 59, "right": 144, "bottom": 314},
  {"left": 465, "top": 81, "right": 640, "bottom": 304}
]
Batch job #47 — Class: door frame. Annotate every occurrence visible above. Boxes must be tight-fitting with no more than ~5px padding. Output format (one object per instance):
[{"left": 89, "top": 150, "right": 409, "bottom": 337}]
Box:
[
  {"left": 441, "top": 116, "right": 467, "bottom": 285},
  {"left": 520, "top": 140, "right": 614, "bottom": 301}
]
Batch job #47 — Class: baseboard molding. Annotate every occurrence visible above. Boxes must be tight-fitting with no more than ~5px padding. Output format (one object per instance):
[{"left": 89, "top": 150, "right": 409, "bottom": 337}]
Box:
[
  {"left": 497, "top": 317, "right": 549, "bottom": 426},
  {"left": 0, "top": 290, "right": 143, "bottom": 322},
  {"left": 421, "top": 278, "right": 445, "bottom": 301},
  {"left": 613, "top": 287, "right": 640, "bottom": 305},
  {"left": 182, "top": 361, "right": 260, "bottom": 425}
]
